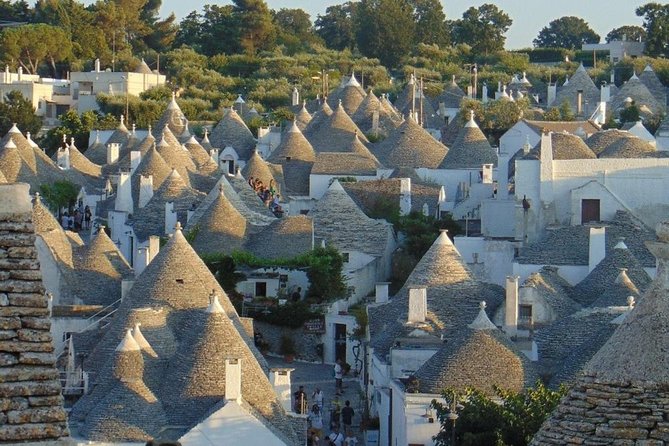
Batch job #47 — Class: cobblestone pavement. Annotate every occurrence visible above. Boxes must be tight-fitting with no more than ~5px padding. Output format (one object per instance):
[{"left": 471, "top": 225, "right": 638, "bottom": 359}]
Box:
[{"left": 268, "top": 357, "right": 366, "bottom": 445}]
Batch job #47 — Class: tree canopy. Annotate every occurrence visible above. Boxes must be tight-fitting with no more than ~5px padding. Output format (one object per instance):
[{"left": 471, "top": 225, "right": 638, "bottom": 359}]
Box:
[
  {"left": 451, "top": 3, "right": 513, "bottom": 55},
  {"left": 534, "top": 16, "right": 600, "bottom": 50},
  {"left": 637, "top": 2, "right": 669, "bottom": 57},
  {"left": 0, "top": 23, "right": 72, "bottom": 75},
  {"left": 0, "top": 91, "right": 42, "bottom": 136},
  {"left": 605, "top": 25, "right": 646, "bottom": 42}
]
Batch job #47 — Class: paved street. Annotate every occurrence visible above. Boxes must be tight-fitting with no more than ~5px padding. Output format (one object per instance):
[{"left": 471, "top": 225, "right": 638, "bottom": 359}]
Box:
[{"left": 268, "top": 357, "right": 366, "bottom": 445}]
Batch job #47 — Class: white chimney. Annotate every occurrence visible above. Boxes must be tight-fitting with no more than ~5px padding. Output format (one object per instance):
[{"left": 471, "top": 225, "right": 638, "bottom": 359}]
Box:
[
  {"left": 148, "top": 236, "right": 160, "bottom": 264},
  {"left": 138, "top": 175, "right": 153, "bottom": 208},
  {"left": 129, "top": 151, "right": 141, "bottom": 174},
  {"left": 576, "top": 89, "right": 583, "bottom": 116},
  {"left": 269, "top": 368, "right": 293, "bottom": 412},
  {"left": 225, "top": 358, "right": 242, "bottom": 403},
  {"left": 17, "top": 66, "right": 22, "bottom": 81},
  {"left": 481, "top": 164, "right": 493, "bottom": 184},
  {"left": 107, "top": 143, "right": 120, "bottom": 164},
  {"left": 121, "top": 279, "right": 135, "bottom": 300},
  {"left": 547, "top": 84, "right": 556, "bottom": 107},
  {"left": 209, "top": 148, "right": 219, "bottom": 164},
  {"left": 408, "top": 287, "right": 427, "bottom": 323},
  {"left": 588, "top": 227, "right": 606, "bottom": 272},
  {"left": 114, "top": 171, "right": 133, "bottom": 214},
  {"left": 482, "top": 84, "right": 489, "bottom": 104},
  {"left": 57, "top": 146, "right": 70, "bottom": 170},
  {"left": 504, "top": 276, "right": 519, "bottom": 336},
  {"left": 135, "top": 247, "right": 150, "bottom": 275},
  {"left": 95, "top": 58, "right": 101, "bottom": 73},
  {"left": 291, "top": 87, "right": 299, "bottom": 107},
  {"left": 399, "top": 178, "right": 411, "bottom": 216},
  {"left": 375, "top": 282, "right": 390, "bottom": 304},
  {"left": 164, "top": 201, "right": 176, "bottom": 235}
]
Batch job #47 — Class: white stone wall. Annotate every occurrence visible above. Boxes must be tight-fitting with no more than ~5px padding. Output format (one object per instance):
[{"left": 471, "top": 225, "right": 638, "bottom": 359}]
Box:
[{"left": 389, "top": 348, "right": 438, "bottom": 379}]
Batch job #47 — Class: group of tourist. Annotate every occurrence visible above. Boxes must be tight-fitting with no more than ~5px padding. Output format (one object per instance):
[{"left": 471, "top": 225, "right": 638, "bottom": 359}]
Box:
[
  {"left": 296, "top": 385, "right": 357, "bottom": 446},
  {"left": 248, "top": 176, "right": 283, "bottom": 215},
  {"left": 60, "top": 205, "right": 92, "bottom": 231}
]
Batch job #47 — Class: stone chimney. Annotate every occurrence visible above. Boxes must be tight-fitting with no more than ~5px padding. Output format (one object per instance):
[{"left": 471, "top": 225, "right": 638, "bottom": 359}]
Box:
[
  {"left": 588, "top": 227, "right": 606, "bottom": 273},
  {"left": 270, "top": 368, "right": 293, "bottom": 412},
  {"left": 399, "top": 178, "right": 412, "bottom": 216},
  {"left": 0, "top": 183, "right": 69, "bottom": 442},
  {"left": 107, "top": 143, "right": 120, "bottom": 165},
  {"left": 164, "top": 202, "right": 176, "bottom": 235},
  {"left": 138, "top": 175, "right": 153, "bottom": 209},
  {"left": 225, "top": 358, "right": 242, "bottom": 403},
  {"left": 504, "top": 276, "right": 519, "bottom": 336},
  {"left": 129, "top": 151, "right": 141, "bottom": 174},
  {"left": 408, "top": 287, "right": 427, "bottom": 323},
  {"left": 114, "top": 171, "right": 133, "bottom": 214},
  {"left": 375, "top": 282, "right": 390, "bottom": 304}
]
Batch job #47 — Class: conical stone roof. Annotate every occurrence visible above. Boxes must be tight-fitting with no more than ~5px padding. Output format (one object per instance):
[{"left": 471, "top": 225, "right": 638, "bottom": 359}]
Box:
[
  {"left": 573, "top": 241, "right": 651, "bottom": 307},
  {"left": 526, "top": 132, "right": 597, "bottom": 161},
  {"left": 403, "top": 231, "right": 473, "bottom": 289},
  {"left": 327, "top": 73, "right": 366, "bottom": 116},
  {"left": 553, "top": 64, "right": 600, "bottom": 113},
  {"left": 241, "top": 151, "right": 279, "bottom": 194},
  {"left": 639, "top": 64, "right": 667, "bottom": 106},
  {"left": 305, "top": 102, "right": 369, "bottom": 152},
  {"left": 531, "top": 222, "right": 669, "bottom": 445},
  {"left": 209, "top": 108, "right": 256, "bottom": 160},
  {"left": 612, "top": 73, "right": 664, "bottom": 115},
  {"left": 302, "top": 101, "right": 334, "bottom": 139},
  {"left": 294, "top": 102, "right": 312, "bottom": 130},
  {"left": 433, "top": 76, "right": 466, "bottom": 109},
  {"left": 68, "top": 139, "right": 102, "bottom": 177},
  {"left": 130, "top": 170, "right": 204, "bottom": 241},
  {"left": 439, "top": 113, "right": 497, "bottom": 169},
  {"left": 154, "top": 93, "right": 188, "bottom": 138},
  {"left": 351, "top": 89, "right": 402, "bottom": 136},
  {"left": 414, "top": 302, "right": 532, "bottom": 396},
  {"left": 585, "top": 129, "right": 629, "bottom": 155},
  {"left": 184, "top": 135, "right": 214, "bottom": 169},
  {"left": 84, "top": 131, "right": 107, "bottom": 165},
  {"left": 375, "top": 117, "right": 448, "bottom": 168},
  {"left": 269, "top": 121, "right": 316, "bottom": 163},
  {"left": 189, "top": 185, "right": 247, "bottom": 255},
  {"left": 599, "top": 133, "right": 657, "bottom": 158}
]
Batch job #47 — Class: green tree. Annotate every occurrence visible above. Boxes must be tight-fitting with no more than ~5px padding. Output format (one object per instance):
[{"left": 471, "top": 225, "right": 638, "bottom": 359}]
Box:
[
  {"left": 41, "top": 110, "right": 100, "bottom": 155},
  {"left": 233, "top": 0, "right": 276, "bottom": 54},
  {"left": 0, "top": 0, "right": 32, "bottom": 22},
  {"left": 534, "top": 16, "right": 600, "bottom": 50},
  {"left": 33, "top": 0, "right": 110, "bottom": 70},
  {"left": 432, "top": 382, "right": 567, "bottom": 446},
  {"left": 451, "top": 4, "right": 512, "bottom": 55},
  {"left": 620, "top": 102, "right": 641, "bottom": 123},
  {"left": 355, "top": 0, "right": 415, "bottom": 68},
  {"left": 637, "top": 2, "right": 669, "bottom": 57},
  {"left": 605, "top": 25, "right": 646, "bottom": 42},
  {"left": 273, "top": 8, "right": 320, "bottom": 52},
  {"left": 140, "top": 0, "right": 177, "bottom": 52},
  {"left": 0, "top": 90, "right": 42, "bottom": 136},
  {"left": 0, "top": 23, "right": 72, "bottom": 75},
  {"left": 315, "top": 2, "right": 358, "bottom": 51},
  {"left": 410, "top": 0, "right": 450, "bottom": 46},
  {"left": 39, "top": 180, "right": 79, "bottom": 216}
]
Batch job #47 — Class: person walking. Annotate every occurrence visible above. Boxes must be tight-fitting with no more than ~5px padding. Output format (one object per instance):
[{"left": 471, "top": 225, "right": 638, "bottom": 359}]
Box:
[
  {"left": 308, "top": 404, "right": 324, "bottom": 442},
  {"left": 312, "top": 387, "right": 324, "bottom": 411},
  {"left": 341, "top": 400, "right": 354, "bottom": 431},
  {"left": 328, "top": 426, "right": 345, "bottom": 446},
  {"left": 334, "top": 359, "right": 343, "bottom": 395},
  {"left": 294, "top": 385, "right": 308, "bottom": 414}
]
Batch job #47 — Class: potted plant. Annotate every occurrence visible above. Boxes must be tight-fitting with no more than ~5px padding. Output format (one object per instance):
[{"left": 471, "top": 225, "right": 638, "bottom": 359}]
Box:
[{"left": 280, "top": 334, "right": 296, "bottom": 363}]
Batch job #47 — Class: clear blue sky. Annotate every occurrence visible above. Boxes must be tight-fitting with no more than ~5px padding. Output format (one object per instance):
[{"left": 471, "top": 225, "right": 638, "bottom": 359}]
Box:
[{"left": 157, "top": 0, "right": 648, "bottom": 49}]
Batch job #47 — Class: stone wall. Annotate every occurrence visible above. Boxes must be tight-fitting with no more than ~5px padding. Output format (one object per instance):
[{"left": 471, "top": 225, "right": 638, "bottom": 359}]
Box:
[
  {"left": 0, "top": 183, "right": 69, "bottom": 443},
  {"left": 254, "top": 320, "right": 323, "bottom": 363},
  {"left": 532, "top": 373, "right": 669, "bottom": 445}
]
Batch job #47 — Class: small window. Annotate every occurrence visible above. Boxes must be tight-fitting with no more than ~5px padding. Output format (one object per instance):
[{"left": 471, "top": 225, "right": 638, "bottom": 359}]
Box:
[
  {"left": 342, "top": 253, "right": 350, "bottom": 263},
  {"left": 176, "top": 279, "right": 184, "bottom": 284},
  {"left": 519, "top": 305, "right": 533, "bottom": 327}
]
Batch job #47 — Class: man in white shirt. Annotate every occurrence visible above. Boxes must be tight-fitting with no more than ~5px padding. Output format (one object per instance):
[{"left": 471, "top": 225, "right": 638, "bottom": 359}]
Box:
[{"left": 334, "top": 359, "right": 343, "bottom": 395}]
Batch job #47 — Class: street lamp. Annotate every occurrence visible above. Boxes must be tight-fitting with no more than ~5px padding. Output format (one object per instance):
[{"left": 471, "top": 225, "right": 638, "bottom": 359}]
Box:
[{"left": 446, "top": 392, "right": 464, "bottom": 445}]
